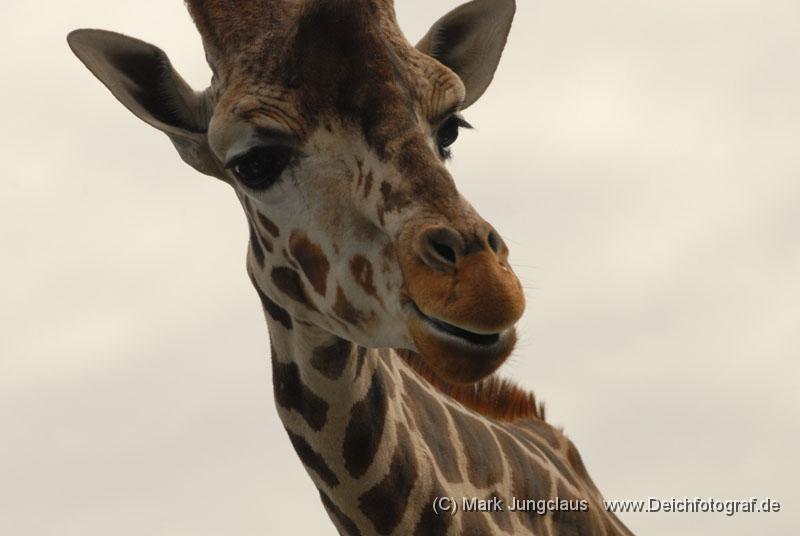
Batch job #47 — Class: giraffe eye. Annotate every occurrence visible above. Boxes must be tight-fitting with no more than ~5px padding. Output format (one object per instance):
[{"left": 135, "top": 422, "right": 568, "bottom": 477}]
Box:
[
  {"left": 436, "top": 116, "right": 472, "bottom": 159},
  {"left": 229, "top": 146, "right": 293, "bottom": 190}
]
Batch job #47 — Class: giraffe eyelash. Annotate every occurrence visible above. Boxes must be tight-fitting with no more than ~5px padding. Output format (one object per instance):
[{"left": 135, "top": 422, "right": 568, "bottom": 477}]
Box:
[
  {"left": 452, "top": 116, "right": 473, "bottom": 130},
  {"left": 437, "top": 115, "right": 472, "bottom": 160}
]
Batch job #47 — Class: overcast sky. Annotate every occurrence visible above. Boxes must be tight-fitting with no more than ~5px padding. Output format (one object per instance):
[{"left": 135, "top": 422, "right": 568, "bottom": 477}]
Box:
[{"left": 1, "top": 1, "right": 798, "bottom": 534}]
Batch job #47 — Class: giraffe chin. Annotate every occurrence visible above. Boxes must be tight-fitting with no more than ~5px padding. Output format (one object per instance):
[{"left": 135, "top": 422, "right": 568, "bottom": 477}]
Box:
[{"left": 407, "top": 308, "right": 517, "bottom": 384}]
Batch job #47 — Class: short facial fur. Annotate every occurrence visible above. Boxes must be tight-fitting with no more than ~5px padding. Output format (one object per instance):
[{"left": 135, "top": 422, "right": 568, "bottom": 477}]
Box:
[{"left": 68, "top": 0, "right": 523, "bottom": 383}]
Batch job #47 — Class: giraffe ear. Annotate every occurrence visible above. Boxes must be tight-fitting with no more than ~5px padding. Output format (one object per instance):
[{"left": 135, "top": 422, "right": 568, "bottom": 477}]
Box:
[
  {"left": 67, "top": 29, "right": 222, "bottom": 177},
  {"left": 417, "top": 0, "right": 516, "bottom": 109}
]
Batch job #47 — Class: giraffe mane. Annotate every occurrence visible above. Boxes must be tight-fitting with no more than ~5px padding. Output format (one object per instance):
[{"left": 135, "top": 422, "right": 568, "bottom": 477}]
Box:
[{"left": 397, "top": 350, "right": 546, "bottom": 422}]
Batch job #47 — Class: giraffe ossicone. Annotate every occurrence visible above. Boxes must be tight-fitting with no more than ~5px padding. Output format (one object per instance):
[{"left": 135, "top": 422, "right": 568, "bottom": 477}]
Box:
[{"left": 69, "top": 1, "right": 634, "bottom": 534}]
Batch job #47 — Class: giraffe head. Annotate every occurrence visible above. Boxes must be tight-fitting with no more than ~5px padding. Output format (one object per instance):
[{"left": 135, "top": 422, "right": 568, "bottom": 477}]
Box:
[{"left": 68, "top": 0, "right": 523, "bottom": 384}]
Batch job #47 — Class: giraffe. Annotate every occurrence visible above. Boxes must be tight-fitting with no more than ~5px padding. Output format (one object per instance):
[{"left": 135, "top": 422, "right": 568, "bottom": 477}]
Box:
[{"left": 68, "top": 1, "right": 635, "bottom": 534}]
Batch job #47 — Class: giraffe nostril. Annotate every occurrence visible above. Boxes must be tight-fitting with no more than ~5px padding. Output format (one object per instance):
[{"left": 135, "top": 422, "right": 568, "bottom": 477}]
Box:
[
  {"left": 487, "top": 230, "right": 501, "bottom": 255},
  {"left": 431, "top": 239, "right": 457, "bottom": 265},
  {"left": 417, "top": 225, "right": 464, "bottom": 271}
]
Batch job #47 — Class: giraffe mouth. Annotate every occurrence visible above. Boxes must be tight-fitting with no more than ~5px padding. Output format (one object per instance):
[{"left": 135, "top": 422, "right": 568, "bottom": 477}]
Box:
[
  {"left": 405, "top": 301, "right": 518, "bottom": 383},
  {"left": 409, "top": 303, "right": 505, "bottom": 348}
]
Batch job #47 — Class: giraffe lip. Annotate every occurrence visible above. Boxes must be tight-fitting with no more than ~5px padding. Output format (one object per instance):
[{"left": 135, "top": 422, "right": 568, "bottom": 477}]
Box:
[{"left": 409, "top": 303, "right": 504, "bottom": 347}]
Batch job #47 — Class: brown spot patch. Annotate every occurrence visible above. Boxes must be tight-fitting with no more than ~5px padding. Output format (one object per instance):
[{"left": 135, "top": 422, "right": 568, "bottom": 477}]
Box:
[
  {"left": 505, "top": 423, "right": 580, "bottom": 489},
  {"left": 460, "top": 513, "right": 492, "bottom": 536},
  {"left": 250, "top": 276, "right": 293, "bottom": 331},
  {"left": 289, "top": 230, "right": 330, "bottom": 296},
  {"left": 401, "top": 371, "right": 462, "bottom": 483},
  {"left": 380, "top": 181, "right": 409, "bottom": 213},
  {"left": 248, "top": 222, "right": 265, "bottom": 267},
  {"left": 486, "top": 491, "right": 514, "bottom": 534},
  {"left": 448, "top": 407, "right": 504, "bottom": 488},
  {"left": 495, "top": 428, "right": 551, "bottom": 533},
  {"left": 319, "top": 490, "right": 362, "bottom": 536},
  {"left": 355, "top": 161, "right": 365, "bottom": 190},
  {"left": 519, "top": 419, "right": 562, "bottom": 450},
  {"left": 310, "top": 339, "right": 353, "bottom": 380},
  {"left": 566, "top": 439, "right": 593, "bottom": 482},
  {"left": 342, "top": 371, "right": 387, "bottom": 478},
  {"left": 272, "top": 266, "right": 318, "bottom": 312},
  {"left": 272, "top": 355, "right": 328, "bottom": 431},
  {"left": 350, "top": 255, "right": 381, "bottom": 303},
  {"left": 363, "top": 170, "right": 374, "bottom": 197},
  {"left": 413, "top": 485, "right": 452, "bottom": 536},
  {"left": 242, "top": 196, "right": 254, "bottom": 213},
  {"left": 381, "top": 241, "right": 396, "bottom": 275},
  {"left": 333, "top": 285, "right": 370, "bottom": 325},
  {"left": 552, "top": 481, "right": 601, "bottom": 534},
  {"left": 376, "top": 182, "right": 411, "bottom": 226},
  {"left": 286, "top": 429, "right": 339, "bottom": 487},
  {"left": 358, "top": 425, "right": 418, "bottom": 535},
  {"left": 257, "top": 211, "right": 280, "bottom": 237}
]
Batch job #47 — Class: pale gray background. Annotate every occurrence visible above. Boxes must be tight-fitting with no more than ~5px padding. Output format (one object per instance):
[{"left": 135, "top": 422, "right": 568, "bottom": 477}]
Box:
[{"left": 2, "top": 1, "right": 798, "bottom": 534}]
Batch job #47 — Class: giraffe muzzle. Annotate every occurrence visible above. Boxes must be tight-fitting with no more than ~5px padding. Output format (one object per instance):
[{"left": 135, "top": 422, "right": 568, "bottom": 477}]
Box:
[{"left": 400, "top": 224, "right": 526, "bottom": 384}]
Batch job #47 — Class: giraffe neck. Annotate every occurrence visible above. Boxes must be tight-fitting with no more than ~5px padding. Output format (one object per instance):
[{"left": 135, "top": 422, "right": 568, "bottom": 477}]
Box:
[
  {"left": 260, "top": 297, "right": 633, "bottom": 535},
  {"left": 265, "top": 312, "right": 427, "bottom": 535}
]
